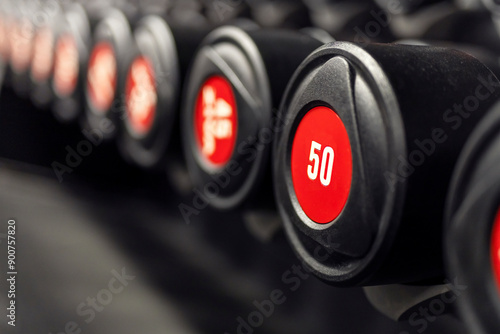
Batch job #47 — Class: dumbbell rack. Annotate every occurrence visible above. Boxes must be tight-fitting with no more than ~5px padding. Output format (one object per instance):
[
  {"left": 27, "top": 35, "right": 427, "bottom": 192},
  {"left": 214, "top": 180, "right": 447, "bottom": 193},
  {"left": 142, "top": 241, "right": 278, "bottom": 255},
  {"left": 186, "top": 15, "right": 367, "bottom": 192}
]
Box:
[{"left": 1, "top": 0, "right": 500, "bottom": 333}]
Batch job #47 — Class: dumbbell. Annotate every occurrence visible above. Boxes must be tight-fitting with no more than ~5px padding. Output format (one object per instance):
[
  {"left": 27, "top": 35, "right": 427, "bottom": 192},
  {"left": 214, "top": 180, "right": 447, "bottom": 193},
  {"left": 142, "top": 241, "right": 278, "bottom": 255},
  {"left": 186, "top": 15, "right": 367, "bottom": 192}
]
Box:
[
  {"left": 83, "top": 7, "right": 140, "bottom": 140},
  {"left": 165, "top": 0, "right": 203, "bottom": 22},
  {"left": 0, "top": 1, "right": 12, "bottom": 89},
  {"left": 83, "top": 0, "right": 213, "bottom": 144},
  {"left": 454, "top": 0, "right": 484, "bottom": 10},
  {"left": 0, "top": 1, "right": 11, "bottom": 63},
  {"left": 445, "top": 102, "right": 500, "bottom": 334},
  {"left": 51, "top": 2, "right": 93, "bottom": 123},
  {"left": 422, "top": 7, "right": 500, "bottom": 56},
  {"left": 396, "top": 39, "right": 500, "bottom": 79},
  {"left": 7, "top": 1, "right": 36, "bottom": 97},
  {"left": 303, "top": 0, "right": 395, "bottom": 42},
  {"left": 116, "top": 15, "right": 212, "bottom": 169},
  {"left": 374, "top": 0, "right": 446, "bottom": 14},
  {"left": 202, "top": 0, "right": 252, "bottom": 26},
  {"left": 181, "top": 26, "right": 324, "bottom": 212},
  {"left": 246, "top": 0, "right": 312, "bottom": 28},
  {"left": 29, "top": 0, "right": 65, "bottom": 108},
  {"left": 273, "top": 41, "right": 500, "bottom": 286},
  {"left": 471, "top": 0, "right": 500, "bottom": 14},
  {"left": 51, "top": 0, "right": 138, "bottom": 124}
]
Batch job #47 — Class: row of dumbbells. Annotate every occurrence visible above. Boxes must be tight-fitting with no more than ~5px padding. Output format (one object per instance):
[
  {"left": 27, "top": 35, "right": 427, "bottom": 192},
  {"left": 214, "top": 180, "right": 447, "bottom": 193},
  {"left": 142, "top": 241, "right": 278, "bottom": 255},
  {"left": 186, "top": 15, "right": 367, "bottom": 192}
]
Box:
[{"left": 1, "top": 0, "right": 500, "bottom": 333}]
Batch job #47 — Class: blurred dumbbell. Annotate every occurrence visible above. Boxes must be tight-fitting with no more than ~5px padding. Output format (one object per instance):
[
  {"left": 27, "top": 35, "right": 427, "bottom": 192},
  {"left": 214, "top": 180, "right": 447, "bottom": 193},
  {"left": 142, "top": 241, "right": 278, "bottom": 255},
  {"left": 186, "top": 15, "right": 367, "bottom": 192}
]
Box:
[
  {"left": 0, "top": 2, "right": 10, "bottom": 64},
  {"left": 116, "top": 15, "right": 212, "bottom": 170},
  {"left": 246, "top": 0, "right": 312, "bottom": 28},
  {"left": 180, "top": 26, "right": 324, "bottom": 216},
  {"left": 51, "top": 3, "right": 93, "bottom": 123},
  {"left": 165, "top": 0, "right": 208, "bottom": 26},
  {"left": 303, "top": 0, "right": 395, "bottom": 42},
  {"left": 422, "top": 9, "right": 500, "bottom": 55},
  {"left": 29, "top": 0, "right": 65, "bottom": 108},
  {"left": 83, "top": 7, "right": 141, "bottom": 140},
  {"left": 7, "top": 0, "right": 37, "bottom": 97},
  {"left": 371, "top": 0, "right": 461, "bottom": 41},
  {"left": 273, "top": 41, "right": 500, "bottom": 286},
  {"left": 474, "top": 0, "right": 500, "bottom": 14},
  {"left": 201, "top": 0, "right": 252, "bottom": 26},
  {"left": 445, "top": 102, "right": 500, "bottom": 334},
  {"left": 375, "top": 0, "right": 446, "bottom": 15},
  {"left": 454, "top": 0, "right": 484, "bottom": 10},
  {"left": 396, "top": 39, "right": 500, "bottom": 79},
  {"left": 51, "top": 0, "right": 143, "bottom": 124},
  {"left": 0, "top": 1, "right": 13, "bottom": 89}
]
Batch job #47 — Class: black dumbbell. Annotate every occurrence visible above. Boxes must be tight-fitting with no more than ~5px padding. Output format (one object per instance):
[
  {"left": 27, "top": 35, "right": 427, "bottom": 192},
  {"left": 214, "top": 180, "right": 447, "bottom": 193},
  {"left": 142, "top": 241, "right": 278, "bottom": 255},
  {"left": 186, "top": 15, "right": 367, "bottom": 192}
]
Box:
[
  {"left": 445, "top": 102, "right": 500, "bottom": 334},
  {"left": 29, "top": 0, "right": 65, "bottom": 108},
  {"left": 165, "top": 0, "right": 208, "bottom": 27},
  {"left": 396, "top": 39, "right": 500, "bottom": 79},
  {"left": 83, "top": 7, "right": 140, "bottom": 140},
  {"left": 7, "top": 1, "right": 36, "bottom": 97},
  {"left": 0, "top": 1, "right": 12, "bottom": 88},
  {"left": 0, "top": 1, "right": 11, "bottom": 62},
  {"left": 422, "top": 8, "right": 500, "bottom": 56},
  {"left": 273, "top": 41, "right": 500, "bottom": 286},
  {"left": 202, "top": 0, "right": 252, "bottom": 26},
  {"left": 375, "top": 0, "right": 446, "bottom": 15},
  {"left": 303, "top": 0, "right": 395, "bottom": 43},
  {"left": 51, "top": 1, "right": 137, "bottom": 124},
  {"left": 181, "top": 26, "right": 324, "bottom": 212},
  {"left": 51, "top": 3, "right": 93, "bottom": 123},
  {"left": 247, "top": 0, "right": 312, "bottom": 28},
  {"left": 116, "top": 15, "right": 212, "bottom": 169}
]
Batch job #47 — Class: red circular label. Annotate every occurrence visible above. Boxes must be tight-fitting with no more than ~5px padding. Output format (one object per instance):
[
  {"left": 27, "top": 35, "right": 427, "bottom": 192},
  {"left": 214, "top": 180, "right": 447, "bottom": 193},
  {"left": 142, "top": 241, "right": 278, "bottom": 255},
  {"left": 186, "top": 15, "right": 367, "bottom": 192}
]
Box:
[
  {"left": 87, "top": 42, "right": 117, "bottom": 113},
  {"left": 31, "top": 26, "right": 54, "bottom": 82},
  {"left": 291, "top": 106, "right": 352, "bottom": 224},
  {"left": 53, "top": 34, "right": 79, "bottom": 97},
  {"left": 194, "top": 76, "right": 238, "bottom": 167},
  {"left": 491, "top": 208, "right": 500, "bottom": 291},
  {"left": 125, "top": 56, "right": 157, "bottom": 136}
]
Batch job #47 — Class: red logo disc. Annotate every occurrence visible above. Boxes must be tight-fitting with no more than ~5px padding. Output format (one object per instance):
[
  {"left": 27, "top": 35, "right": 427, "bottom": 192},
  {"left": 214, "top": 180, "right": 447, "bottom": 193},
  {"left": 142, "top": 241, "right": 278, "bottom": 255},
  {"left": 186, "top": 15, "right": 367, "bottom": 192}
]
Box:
[
  {"left": 291, "top": 106, "right": 352, "bottom": 224},
  {"left": 125, "top": 56, "right": 157, "bottom": 136},
  {"left": 31, "top": 26, "right": 54, "bottom": 82},
  {"left": 491, "top": 208, "right": 500, "bottom": 291},
  {"left": 53, "top": 34, "right": 79, "bottom": 97},
  {"left": 194, "top": 76, "right": 237, "bottom": 167},
  {"left": 87, "top": 42, "right": 117, "bottom": 113}
]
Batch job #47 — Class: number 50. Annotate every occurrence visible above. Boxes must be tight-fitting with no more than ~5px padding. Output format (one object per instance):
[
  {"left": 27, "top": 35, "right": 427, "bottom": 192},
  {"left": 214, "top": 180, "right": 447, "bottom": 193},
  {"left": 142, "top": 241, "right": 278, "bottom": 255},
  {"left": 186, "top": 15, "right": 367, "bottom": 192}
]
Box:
[{"left": 307, "top": 141, "right": 334, "bottom": 186}]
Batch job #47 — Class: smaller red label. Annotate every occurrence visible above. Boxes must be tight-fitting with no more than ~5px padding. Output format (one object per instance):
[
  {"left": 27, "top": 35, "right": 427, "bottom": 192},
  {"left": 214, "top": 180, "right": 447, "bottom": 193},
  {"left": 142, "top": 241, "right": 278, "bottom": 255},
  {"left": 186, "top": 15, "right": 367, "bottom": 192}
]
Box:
[
  {"left": 291, "top": 106, "right": 352, "bottom": 224},
  {"left": 491, "top": 208, "right": 500, "bottom": 292},
  {"left": 125, "top": 56, "right": 157, "bottom": 136},
  {"left": 194, "top": 76, "right": 238, "bottom": 167},
  {"left": 87, "top": 42, "right": 117, "bottom": 113},
  {"left": 53, "top": 34, "right": 79, "bottom": 97},
  {"left": 31, "top": 26, "right": 54, "bottom": 82}
]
